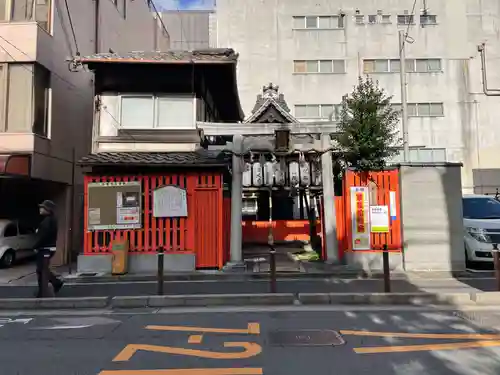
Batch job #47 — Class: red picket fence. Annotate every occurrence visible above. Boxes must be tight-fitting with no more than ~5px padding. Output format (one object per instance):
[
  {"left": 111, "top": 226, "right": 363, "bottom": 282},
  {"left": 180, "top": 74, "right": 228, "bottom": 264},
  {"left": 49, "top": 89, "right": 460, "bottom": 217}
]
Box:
[{"left": 83, "top": 172, "right": 224, "bottom": 269}]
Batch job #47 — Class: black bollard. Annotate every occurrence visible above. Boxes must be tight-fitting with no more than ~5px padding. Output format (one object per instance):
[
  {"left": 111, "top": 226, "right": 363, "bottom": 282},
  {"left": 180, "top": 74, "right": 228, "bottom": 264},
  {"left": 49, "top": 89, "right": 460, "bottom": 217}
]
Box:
[
  {"left": 157, "top": 247, "right": 164, "bottom": 295},
  {"left": 382, "top": 244, "right": 391, "bottom": 293},
  {"left": 41, "top": 252, "right": 51, "bottom": 298},
  {"left": 269, "top": 246, "right": 277, "bottom": 293},
  {"left": 493, "top": 244, "right": 500, "bottom": 291}
]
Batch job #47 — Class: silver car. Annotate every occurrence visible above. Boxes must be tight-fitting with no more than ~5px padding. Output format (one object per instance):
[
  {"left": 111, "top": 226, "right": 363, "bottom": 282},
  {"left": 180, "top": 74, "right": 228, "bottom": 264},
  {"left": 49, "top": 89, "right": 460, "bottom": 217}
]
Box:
[{"left": 0, "top": 219, "right": 38, "bottom": 268}]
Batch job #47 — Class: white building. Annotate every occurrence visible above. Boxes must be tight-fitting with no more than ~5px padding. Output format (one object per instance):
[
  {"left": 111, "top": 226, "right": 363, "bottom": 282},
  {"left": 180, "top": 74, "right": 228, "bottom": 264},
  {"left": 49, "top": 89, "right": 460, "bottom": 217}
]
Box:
[
  {"left": 0, "top": 0, "right": 168, "bottom": 266},
  {"left": 209, "top": 0, "right": 500, "bottom": 194}
]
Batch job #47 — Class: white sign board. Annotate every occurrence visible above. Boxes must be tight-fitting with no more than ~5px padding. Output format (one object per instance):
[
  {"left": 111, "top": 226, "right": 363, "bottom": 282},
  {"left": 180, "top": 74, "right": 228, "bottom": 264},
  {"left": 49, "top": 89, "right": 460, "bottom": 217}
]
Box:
[
  {"left": 153, "top": 185, "right": 188, "bottom": 218},
  {"left": 370, "top": 205, "right": 390, "bottom": 233}
]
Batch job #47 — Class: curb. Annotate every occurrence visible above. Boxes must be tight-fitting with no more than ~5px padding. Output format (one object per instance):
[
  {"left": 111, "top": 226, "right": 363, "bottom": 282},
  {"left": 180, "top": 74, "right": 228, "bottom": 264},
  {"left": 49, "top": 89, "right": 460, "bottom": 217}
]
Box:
[
  {"left": 64, "top": 272, "right": 413, "bottom": 283},
  {"left": 1, "top": 291, "right": 500, "bottom": 310}
]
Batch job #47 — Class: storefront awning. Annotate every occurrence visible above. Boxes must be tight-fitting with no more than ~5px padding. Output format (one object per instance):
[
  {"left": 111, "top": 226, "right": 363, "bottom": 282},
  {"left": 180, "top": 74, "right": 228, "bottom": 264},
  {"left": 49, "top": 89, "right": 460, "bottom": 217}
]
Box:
[{"left": 0, "top": 154, "right": 31, "bottom": 177}]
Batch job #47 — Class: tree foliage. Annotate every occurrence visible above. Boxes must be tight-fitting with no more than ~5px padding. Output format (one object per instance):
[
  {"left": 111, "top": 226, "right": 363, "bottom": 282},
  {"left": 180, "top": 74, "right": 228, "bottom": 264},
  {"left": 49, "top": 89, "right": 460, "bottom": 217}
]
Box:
[{"left": 337, "top": 76, "right": 401, "bottom": 171}]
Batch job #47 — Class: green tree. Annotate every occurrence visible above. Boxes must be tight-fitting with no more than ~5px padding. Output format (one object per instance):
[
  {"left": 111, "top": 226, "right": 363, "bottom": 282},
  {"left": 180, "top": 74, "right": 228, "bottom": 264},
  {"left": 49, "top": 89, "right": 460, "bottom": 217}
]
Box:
[{"left": 337, "top": 76, "right": 401, "bottom": 171}]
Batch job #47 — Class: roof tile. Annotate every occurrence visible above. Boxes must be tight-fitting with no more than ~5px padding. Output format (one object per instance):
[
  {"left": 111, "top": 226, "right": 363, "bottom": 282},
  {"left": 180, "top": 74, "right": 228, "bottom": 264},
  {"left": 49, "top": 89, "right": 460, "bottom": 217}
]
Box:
[
  {"left": 79, "top": 49, "right": 238, "bottom": 64},
  {"left": 78, "top": 150, "right": 229, "bottom": 167}
]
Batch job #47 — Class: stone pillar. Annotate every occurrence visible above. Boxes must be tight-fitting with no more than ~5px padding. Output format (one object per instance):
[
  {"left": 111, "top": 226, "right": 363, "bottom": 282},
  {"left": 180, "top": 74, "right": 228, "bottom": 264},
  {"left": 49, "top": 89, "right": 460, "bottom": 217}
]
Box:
[
  {"left": 229, "top": 135, "right": 244, "bottom": 266},
  {"left": 321, "top": 133, "right": 338, "bottom": 263}
]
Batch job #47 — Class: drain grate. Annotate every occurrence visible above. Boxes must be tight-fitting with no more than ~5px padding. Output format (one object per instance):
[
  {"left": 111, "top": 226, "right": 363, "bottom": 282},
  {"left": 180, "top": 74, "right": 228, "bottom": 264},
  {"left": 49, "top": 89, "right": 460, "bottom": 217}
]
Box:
[{"left": 268, "top": 329, "right": 345, "bottom": 347}]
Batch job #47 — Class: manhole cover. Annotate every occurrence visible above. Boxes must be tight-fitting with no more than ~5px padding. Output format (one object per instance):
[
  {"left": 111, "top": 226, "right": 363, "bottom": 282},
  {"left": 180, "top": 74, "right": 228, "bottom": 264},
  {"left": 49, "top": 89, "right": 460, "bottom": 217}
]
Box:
[{"left": 268, "top": 329, "right": 345, "bottom": 347}]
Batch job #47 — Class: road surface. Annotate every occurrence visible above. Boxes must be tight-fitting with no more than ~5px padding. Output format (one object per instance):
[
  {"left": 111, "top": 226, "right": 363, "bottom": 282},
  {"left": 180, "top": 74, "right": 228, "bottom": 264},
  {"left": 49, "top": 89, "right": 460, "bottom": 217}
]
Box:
[
  {"left": 0, "top": 277, "right": 497, "bottom": 298},
  {"left": 1, "top": 305, "right": 500, "bottom": 374}
]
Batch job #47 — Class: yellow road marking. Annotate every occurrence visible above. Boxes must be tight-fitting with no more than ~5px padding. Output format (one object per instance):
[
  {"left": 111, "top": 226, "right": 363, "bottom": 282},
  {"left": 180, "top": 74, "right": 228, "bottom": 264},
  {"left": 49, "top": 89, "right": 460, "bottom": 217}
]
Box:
[
  {"left": 146, "top": 323, "right": 260, "bottom": 335},
  {"left": 113, "top": 342, "right": 262, "bottom": 361},
  {"left": 188, "top": 335, "right": 203, "bottom": 344},
  {"left": 340, "top": 330, "right": 500, "bottom": 340},
  {"left": 99, "top": 369, "right": 263, "bottom": 375},
  {"left": 354, "top": 340, "right": 500, "bottom": 354}
]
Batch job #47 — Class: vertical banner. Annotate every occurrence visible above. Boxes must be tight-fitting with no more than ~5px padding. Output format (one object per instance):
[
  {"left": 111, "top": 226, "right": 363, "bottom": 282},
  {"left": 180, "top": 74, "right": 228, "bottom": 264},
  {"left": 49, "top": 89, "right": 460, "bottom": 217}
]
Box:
[
  {"left": 350, "top": 186, "right": 370, "bottom": 250},
  {"left": 389, "top": 191, "right": 397, "bottom": 221}
]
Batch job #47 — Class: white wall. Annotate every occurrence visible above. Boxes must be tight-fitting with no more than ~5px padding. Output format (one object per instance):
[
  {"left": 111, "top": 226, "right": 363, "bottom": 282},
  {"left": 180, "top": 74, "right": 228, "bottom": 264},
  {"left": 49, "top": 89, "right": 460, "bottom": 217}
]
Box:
[{"left": 212, "top": 0, "right": 500, "bottom": 192}]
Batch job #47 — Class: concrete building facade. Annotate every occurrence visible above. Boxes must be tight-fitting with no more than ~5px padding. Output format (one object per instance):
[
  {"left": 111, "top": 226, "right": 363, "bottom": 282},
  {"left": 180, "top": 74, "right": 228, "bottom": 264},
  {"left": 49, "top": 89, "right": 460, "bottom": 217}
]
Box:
[
  {"left": 161, "top": 10, "right": 212, "bottom": 50},
  {"left": 210, "top": 0, "right": 500, "bottom": 194},
  {"left": 0, "top": 0, "right": 167, "bottom": 266}
]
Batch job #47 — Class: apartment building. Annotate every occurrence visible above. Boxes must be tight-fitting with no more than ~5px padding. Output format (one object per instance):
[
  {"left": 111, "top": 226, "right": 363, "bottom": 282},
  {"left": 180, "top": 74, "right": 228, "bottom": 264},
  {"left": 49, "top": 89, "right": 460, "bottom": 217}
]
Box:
[
  {"left": 210, "top": 0, "right": 500, "bottom": 194},
  {"left": 0, "top": 0, "right": 167, "bottom": 266}
]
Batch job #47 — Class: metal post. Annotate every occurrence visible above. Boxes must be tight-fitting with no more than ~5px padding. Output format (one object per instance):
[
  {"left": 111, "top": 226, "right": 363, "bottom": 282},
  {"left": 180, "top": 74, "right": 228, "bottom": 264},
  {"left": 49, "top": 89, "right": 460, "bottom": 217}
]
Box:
[
  {"left": 382, "top": 244, "right": 391, "bottom": 293},
  {"left": 493, "top": 244, "right": 500, "bottom": 291},
  {"left": 268, "top": 188, "right": 276, "bottom": 293},
  {"left": 399, "top": 30, "right": 410, "bottom": 162},
  {"left": 157, "top": 247, "right": 164, "bottom": 295},
  {"left": 269, "top": 246, "right": 277, "bottom": 293},
  {"left": 41, "top": 253, "right": 51, "bottom": 298}
]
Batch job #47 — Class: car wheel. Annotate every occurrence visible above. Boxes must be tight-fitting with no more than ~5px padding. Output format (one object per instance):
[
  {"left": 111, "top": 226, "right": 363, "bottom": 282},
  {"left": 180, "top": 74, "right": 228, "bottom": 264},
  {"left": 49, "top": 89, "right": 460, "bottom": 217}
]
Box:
[{"left": 0, "top": 250, "right": 15, "bottom": 268}]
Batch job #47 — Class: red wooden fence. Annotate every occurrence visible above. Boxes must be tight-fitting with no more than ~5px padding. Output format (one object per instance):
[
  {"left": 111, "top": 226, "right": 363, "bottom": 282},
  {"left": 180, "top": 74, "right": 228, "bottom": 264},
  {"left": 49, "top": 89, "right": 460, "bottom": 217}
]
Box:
[{"left": 83, "top": 172, "right": 224, "bottom": 269}]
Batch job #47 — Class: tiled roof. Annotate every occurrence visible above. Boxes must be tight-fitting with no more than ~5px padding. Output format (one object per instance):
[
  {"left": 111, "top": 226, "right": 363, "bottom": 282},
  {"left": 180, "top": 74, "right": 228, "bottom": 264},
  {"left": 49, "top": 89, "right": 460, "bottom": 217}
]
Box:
[
  {"left": 79, "top": 48, "right": 238, "bottom": 64},
  {"left": 78, "top": 150, "right": 230, "bottom": 167}
]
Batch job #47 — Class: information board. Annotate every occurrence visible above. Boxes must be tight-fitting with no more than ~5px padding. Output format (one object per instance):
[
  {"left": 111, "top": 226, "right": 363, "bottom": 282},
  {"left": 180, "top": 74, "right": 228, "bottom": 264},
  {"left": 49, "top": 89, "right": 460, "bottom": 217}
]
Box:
[{"left": 153, "top": 185, "right": 188, "bottom": 218}]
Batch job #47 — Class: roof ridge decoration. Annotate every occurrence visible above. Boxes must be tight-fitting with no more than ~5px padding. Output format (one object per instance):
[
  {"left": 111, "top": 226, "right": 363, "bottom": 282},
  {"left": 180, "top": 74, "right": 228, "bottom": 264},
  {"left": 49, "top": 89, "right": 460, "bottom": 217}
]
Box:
[{"left": 245, "top": 83, "right": 298, "bottom": 124}]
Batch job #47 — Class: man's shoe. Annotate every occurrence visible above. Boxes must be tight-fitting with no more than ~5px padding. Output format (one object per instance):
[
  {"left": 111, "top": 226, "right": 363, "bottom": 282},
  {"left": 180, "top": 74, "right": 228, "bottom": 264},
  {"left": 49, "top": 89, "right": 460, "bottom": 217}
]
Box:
[{"left": 53, "top": 280, "right": 64, "bottom": 294}]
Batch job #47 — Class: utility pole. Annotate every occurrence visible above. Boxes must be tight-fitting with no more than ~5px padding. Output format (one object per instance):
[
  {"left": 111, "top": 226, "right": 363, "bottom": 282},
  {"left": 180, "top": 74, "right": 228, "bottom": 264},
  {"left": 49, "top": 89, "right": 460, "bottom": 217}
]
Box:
[{"left": 399, "top": 30, "right": 410, "bottom": 162}]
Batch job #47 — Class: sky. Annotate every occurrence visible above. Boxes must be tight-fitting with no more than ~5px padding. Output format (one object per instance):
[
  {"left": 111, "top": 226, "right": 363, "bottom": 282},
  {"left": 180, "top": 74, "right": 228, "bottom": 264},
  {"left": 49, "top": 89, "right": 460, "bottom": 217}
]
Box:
[{"left": 154, "top": 0, "right": 215, "bottom": 11}]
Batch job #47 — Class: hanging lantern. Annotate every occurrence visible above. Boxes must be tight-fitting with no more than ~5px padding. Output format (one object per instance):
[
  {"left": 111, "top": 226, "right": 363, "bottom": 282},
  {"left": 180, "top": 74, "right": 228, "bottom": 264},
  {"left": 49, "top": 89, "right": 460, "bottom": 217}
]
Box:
[
  {"left": 311, "top": 161, "right": 322, "bottom": 186},
  {"left": 263, "top": 161, "right": 274, "bottom": 186},
  {"left": 274, "top": 160, "right": 285, "bottom": 186},
  {"left": 289, "top": 161, "right": 300, "bottom": 187},
  {"left": 252, "top": 162, "right": 263, "bottom": 186},
  {"left": 299, "top": 161, "right": 311, "bottom": 186},
  {"left": 242, "top": 162, "right": 252, "bottom": 187}
]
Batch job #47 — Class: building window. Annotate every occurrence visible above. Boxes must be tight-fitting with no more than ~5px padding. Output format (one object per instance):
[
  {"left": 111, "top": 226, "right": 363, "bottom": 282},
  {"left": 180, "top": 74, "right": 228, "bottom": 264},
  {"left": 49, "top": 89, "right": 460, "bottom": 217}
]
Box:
[
  {"left": 368, "top": 15, "right": 377, "bottom": 24},
  {"left": 381, "top": 14, "right": 391, "bottom": 23},
  {"left": 293, "top": 15, "right": 344, "bottom": 29},
  {"left": 33, "top": 64, "right": 50, "bottom": 136},
  {"left": 420, "top": 14, "right": 437, "bottom": 25},
  {"left": 294, "top": 60, "right": 345, "bottom": 74},
  {"left": 295, "top": 104, "right": 342, "bottom": 120},
  {"left": 397, "top": 14, "right": 414, "bottom": 25},
  {"left": 1, "top": 63, "right": 50, "bottom": 136},
  {"left": 8, "top": 0, "right": 52, "bottom": 31},
  {"left": 363, "top": 58, "right": 442, "bottom": 73},
  {"left": 355, "top": 14, "right": 364, "bottom": 24},
  {"left": 120, "top": 95, "right": 194, "bottom": 129},
  {"left": 392, "top": 103, "right": 444, "bottom": 117}
]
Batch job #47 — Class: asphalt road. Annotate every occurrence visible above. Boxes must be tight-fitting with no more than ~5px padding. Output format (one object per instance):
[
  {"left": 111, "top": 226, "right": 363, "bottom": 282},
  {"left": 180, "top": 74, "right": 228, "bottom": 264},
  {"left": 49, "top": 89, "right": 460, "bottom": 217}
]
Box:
[
  {"left": 1, "top": 306, "right": 500, "bottom": 374},
  {"left": 0, "top": 277, "right": 497, "bottom": 299}
]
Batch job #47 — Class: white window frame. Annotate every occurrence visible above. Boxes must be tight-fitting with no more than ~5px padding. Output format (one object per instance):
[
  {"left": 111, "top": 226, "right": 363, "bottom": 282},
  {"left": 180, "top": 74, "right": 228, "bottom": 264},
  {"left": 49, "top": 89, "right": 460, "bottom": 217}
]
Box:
[
  {"left": 293, "top": 60, "right": 346, "bottom": 74},
  {"left": 363, "top": 58, "right": 442, "bottom": 73},
  {"left": 292, "top": 15, "right": 344, "bottom": 30},
  {"left": 294, "top": 104, "right": 342, "bottom": 120},
  {"left": 118, "top": 94, "right": 195, "bottom": 130},
  {"left": 391, "top": 102, "right": 444, "bottom": 117}
]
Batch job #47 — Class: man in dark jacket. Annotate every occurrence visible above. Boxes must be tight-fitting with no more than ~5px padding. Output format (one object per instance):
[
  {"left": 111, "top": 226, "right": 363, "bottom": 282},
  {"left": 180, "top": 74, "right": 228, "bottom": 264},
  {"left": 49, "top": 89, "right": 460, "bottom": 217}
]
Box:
[{"left": 35, "top": 200, "right": 64, "bottom": 297}]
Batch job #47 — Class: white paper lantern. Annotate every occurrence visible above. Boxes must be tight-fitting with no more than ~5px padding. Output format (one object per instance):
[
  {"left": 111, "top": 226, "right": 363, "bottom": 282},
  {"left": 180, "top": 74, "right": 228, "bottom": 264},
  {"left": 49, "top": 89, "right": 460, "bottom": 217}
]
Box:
[
  {"left": 252, "top": 162, "right": 263, "bottom": 186},
  {"left": 263, "top": 161, "right": 274, "bottom": 186},
  {"left": 299, "top": 161, "right": 311, "bottom": 186},
  {"left": 289, "top": 161, "right": 300, "bottom": 187},
  {"left": 311, "top": 162, "right": 322, "bottom": 185},
  {"left": 274, "top": 162, "right": 285, "bottom": 186},
  {"left": 242, "top": 162, "right": 252, "bottom": 187}
]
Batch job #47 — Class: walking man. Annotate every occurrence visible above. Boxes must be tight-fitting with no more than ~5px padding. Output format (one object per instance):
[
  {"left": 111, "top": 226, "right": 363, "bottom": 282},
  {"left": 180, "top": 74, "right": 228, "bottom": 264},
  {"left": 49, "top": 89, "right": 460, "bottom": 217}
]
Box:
[{"left": 35, "top": 200, "right": 64, "bottom": 297}]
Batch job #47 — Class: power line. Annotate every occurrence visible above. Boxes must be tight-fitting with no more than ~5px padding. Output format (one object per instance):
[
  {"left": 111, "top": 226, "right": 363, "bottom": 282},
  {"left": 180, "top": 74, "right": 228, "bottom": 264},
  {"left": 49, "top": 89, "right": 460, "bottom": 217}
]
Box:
[
  {"left": 63, "top": 0, "right": 80, "bottom": 55},
  {"left": 399, "top": 0, "right": 418, "bottom": 54}
]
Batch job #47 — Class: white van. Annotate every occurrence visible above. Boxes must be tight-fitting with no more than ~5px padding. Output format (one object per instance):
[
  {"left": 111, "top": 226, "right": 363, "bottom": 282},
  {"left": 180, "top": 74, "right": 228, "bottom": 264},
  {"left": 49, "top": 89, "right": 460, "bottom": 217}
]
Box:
[{"left": 463, "top": 194, "right": 500, "bottom": 265}]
